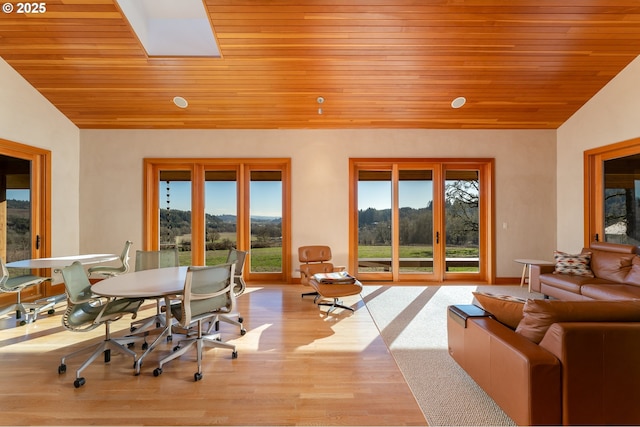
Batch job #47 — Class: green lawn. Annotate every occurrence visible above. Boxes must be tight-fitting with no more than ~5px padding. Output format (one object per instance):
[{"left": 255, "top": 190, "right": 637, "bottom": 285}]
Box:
[
  {"left": 358, "top": 245, "right": 478, "bottom": 258},
  {"left": 177, "top": 245, "right": 477, "bottom": 273}
]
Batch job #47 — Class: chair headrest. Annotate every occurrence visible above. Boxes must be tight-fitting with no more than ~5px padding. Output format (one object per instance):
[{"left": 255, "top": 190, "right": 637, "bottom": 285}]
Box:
[{"left": 299, "top": 246, "right": 332, "bottom": 263}]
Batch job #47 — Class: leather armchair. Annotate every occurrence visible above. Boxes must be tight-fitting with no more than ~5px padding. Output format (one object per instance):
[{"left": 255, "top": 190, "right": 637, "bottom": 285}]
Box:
[{"left": 298, "top": 245, "right": 345, "bottom": 300}]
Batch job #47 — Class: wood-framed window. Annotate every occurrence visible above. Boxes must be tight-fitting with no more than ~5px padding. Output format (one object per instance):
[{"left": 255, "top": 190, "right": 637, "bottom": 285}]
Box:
[
  {"left": 585, "top": 137, "right": 640, "bottom": 246},
  {"left": 143, "top": 158, "right": 291, "bottom": 283}
]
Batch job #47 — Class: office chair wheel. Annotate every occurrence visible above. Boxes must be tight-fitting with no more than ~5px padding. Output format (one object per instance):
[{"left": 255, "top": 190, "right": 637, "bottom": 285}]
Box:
[
  {"left": 240, "top": 328, "right": 247, "bottom": 336},
  {"left": 238, "top": 316, "right": 244, "bottom": 323},
  {"left": 127, "top": 342, "right": 135, "bottom": 348},
  {"left": 58, "top": 364, "right": 66, "bottom": 374},
  {"left": 130, "top": 326, "right": 137, "bottom": 333},
  {"left": 194, "top": 372, "right": 202, "bottom": 381},
  {"left": 173, "top": 345, "right": 181, "bottom": 352},
  {"left": 153, "top": 368, "right": 162, "bottom": 377},
  {"left": 19, "top": 320, "right": 26, "bottom": 326},
  {"left": 142, "top": 342, "right": 149, "bottom": 350},
  {"left": 74, "top": 377, "right": 86, "bottom": 388},
  {"left": 214, "top": 320, "right": 220, "bottom": 331},
  {"left": 167, "top": 335, "right": 172, "bottom": 342},
  {"left": 47, "top": 309, "right": 55, "bottom": 315},
  {"left": 232, "top": 351, "right": 238, "bottom": 359},
  {"left": 104, "top": 349, "right": 111, "bottom": 363}
]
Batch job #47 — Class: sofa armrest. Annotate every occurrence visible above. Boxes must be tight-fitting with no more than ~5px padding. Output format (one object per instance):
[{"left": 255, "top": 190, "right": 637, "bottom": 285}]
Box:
[
  {"left": 529, "top": 263, "right": 555, "bottom": 293},
  {"left": 539, "top": 322, "right": 640, "bottom": 426},
  {"left": 458, "top": 317, "right": 561, "bottom": 426}
]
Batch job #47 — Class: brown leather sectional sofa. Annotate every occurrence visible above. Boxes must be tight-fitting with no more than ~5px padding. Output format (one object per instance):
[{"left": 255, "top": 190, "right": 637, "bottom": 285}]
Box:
[
  {"left": 447, "top": 301, "right": 640, "bottom": 425},
  {"left": 447, "top": 242, "right": 640, "bottom": 425},
  {"left": 530, "top": 241, "right": 640, "bottom": 300}
]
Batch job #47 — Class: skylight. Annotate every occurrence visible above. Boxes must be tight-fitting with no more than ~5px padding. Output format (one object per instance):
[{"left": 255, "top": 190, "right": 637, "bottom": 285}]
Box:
[{"left": 116, "top": 0, "right": 220, "bottom": 57}]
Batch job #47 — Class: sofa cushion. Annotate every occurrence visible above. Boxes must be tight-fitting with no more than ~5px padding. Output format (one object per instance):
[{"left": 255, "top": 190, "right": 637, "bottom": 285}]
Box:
[
  {"left": 472, "top": 292, "right": 526, "bottom": 329},
  {"left": 515, "top": 299, "right": 640, "bottom": 344},
  {"left": 589, "top": 248, "right": 634, "bottom": 282},
  {"left": 580, "top": 284, "right": 640, "bottom": 300},
  {"left": 553, "top": 251, "right": 594, "bottom": 277},
  {"left": 538, "top": 272, "right": 612, "bottom": 294}
]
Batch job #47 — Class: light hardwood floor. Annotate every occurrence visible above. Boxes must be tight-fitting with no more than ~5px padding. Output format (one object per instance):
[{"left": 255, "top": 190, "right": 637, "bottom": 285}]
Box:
[{"left": 0, "top": 285, "right": 426, "bottom": 426}]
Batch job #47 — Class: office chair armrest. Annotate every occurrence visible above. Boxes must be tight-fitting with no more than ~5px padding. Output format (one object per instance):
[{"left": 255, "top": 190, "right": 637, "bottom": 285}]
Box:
[{"left": 69, "top": 288, "right": 107, "bottom": 305}]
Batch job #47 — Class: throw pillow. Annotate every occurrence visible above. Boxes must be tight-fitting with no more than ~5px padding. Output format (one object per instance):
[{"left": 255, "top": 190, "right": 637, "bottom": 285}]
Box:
[
  {"left": 515, "top": 299, "right": 640, "bottom": 344},
  {"left": 553, "top": 250, "right": 594, "bottom": 277},
  {"left": 472, "top": 291, "right": 526, "bottom": 329}
]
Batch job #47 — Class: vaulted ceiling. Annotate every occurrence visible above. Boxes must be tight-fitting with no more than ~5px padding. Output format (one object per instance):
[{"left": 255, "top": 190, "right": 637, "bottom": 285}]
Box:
[{"left": 2, "top": 1, "right": 640, "bottom": 129}]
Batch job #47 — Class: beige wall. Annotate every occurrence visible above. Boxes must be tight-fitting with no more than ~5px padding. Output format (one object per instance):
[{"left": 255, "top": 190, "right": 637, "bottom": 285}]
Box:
[
  {"left": 557, "top": 55, "right": 640, "bottom": 253},
  {"left": 79, "top": 128, "right": 557, "bottom": 280},
  {"left": 0, "top": 58, "right": 80, "bottom": 256}
]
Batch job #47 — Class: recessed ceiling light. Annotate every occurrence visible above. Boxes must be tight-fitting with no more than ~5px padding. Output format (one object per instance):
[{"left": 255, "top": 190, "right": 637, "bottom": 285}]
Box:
[
  {"left": 451, "top": 97, "right": 466, "bottom": 109},
  {"left": 173, "top": 96, "right": 188, "bottom": 108}
]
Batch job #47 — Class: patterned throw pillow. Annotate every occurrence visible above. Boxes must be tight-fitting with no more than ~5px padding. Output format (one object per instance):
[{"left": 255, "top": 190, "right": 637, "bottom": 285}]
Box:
[{"left": 553, "top": 250, "right": 594, "bottom": 277}]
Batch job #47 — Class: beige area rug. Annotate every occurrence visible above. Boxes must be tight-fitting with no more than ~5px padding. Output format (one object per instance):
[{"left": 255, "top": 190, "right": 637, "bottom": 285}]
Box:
[{"left": 361, "top": 285, "right": 543, "bottom": 427}]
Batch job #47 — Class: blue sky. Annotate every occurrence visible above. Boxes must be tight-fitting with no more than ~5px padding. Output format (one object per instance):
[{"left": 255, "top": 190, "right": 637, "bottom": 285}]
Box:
[
  {"left": 164, "top": 181, "right": 283, "bottom": 217},
  {"left": 359, "top": 180, "right": 433, "bottom": 210},
  {"left": 7, "top": 189, "right": 29, "bottom": 201},
  {"left": 9, "top": 180, "right": 434, "bottom": 213}
]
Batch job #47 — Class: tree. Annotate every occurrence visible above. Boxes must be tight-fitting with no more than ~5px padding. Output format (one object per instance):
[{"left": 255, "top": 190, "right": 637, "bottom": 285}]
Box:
[{"left": 445, "top": 179, "right": 479, "bottom": 246}]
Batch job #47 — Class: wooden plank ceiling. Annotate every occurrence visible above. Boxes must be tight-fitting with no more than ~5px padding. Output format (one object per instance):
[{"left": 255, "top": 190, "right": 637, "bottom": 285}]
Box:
[{"left": 2, "top": 0, "right": 640, "bottom": 129}]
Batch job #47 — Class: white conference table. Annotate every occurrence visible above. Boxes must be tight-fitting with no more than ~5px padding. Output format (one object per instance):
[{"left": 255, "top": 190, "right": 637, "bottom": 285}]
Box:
[
  {"left": 92, "top": 266, "right": 188, "bottom": 375},
  {"left": 6, "top": 253, "right": 119, "bottom": 270},
  {"left": 6, "top": 253, "right": 120, "bottom": 305}
]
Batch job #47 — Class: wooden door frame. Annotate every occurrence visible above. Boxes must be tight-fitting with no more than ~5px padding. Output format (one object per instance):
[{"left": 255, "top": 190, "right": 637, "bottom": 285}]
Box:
[
  {"left": 0, "top": 138, "right": 52, "bottom": 304},
  {"left": 349, "top": 158, "right": 494, "bottom": 284}
]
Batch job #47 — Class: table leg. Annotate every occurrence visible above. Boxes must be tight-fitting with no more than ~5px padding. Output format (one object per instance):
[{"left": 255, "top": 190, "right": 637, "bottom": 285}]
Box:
[
  {"left": 132, "top": 295, "right": 173, "bottom": 375},
  {"left": 520, "top": 264, "right": 528, "bottom": 287}
]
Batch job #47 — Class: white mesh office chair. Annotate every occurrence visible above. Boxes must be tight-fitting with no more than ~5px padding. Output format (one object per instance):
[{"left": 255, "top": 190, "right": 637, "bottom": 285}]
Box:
[
  {"left": 0, "top": 257, "right": 53, "bottom": 325},
  {"left": 129, "top": 248, "right": 179, "bottom": 339},
  {"left": 153, "top": 263, "right": 238, "bottom": 381},
  {"left": 208, "top": 248, "right": 247, "bottom": 336},
  {"left": 57, "top": 261, "right": 144, "bottom": 388},
  {"left": 87, "top": 240, "right": 132, "bottom": 279}
]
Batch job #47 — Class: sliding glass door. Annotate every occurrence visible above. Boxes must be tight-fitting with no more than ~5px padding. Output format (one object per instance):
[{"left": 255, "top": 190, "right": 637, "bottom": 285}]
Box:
[
  {"left": 351, "top": 159, "right": 492, "bottom": 283},
  {"left": 0, "top": 139, "right": 51, "bottom": 304}
]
